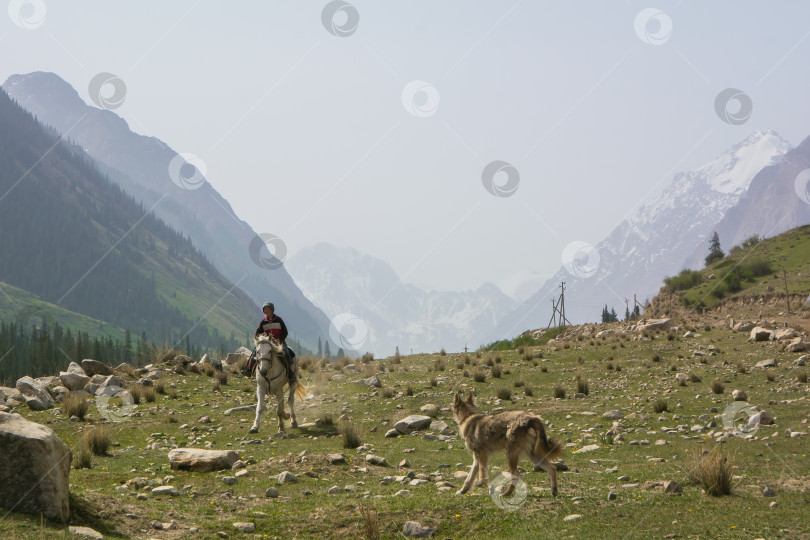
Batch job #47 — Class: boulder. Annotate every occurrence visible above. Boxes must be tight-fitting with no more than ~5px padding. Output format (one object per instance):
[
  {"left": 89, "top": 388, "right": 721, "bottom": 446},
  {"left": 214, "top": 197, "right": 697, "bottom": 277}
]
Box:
[
  {"left": 59, "top": 371, "right": 90, "bottom": 392},
  {"left": 755, "top": 358, "right": 777, "bottom": 368},
  {"left": 733, "top": 321, "right": 756, "bottom": 332},
  {"left": 603, "top": 410, "right": 625, "bottom": 420},
  {"left": 394, "top": 415, "right": 432, "bottom": 434},
  {"left": 785, "top": 338, "right": 807, "bottom": 353},
  {"left": 795, "top": 355, "right": 809, "bottom": 367},
  {"left": 732, "top": 389, "right": 747, "bottom": 401},
  {"left": 81, "top": 359, "right": 114, "bottom": 376},
  {"left": 0, "top": 386, "right": 23, "bottom": 404},
  {"left": 664, "top": 480, "right": 683, "bottom": 495},
  {"left": 0, "top": 412, "right": 71, "bottom": 521},
  {"left": 36, "top": 376, "right": 61, "bottom": 388},
  {"left": 235, "top": 346, "right": 253, "bottom": 357},
  {"left": 364, "top": 375, "right": 382, "bottom": 388},
  {"left": 99, "top": 375, "right": 124, "bottom": 390},
  {"left": 419, "top": 404, "right": 439, "bottom": 417},
  {"left": 635, "top": 318, "right": 672, "bottom": 332},
  {"left": 403, "top": 521, "right": 436, "bottom": 538},
  {"left": 15, "top": 376, "right": 54, "bottom": 411},
  {"left": 774, "top": 328, "right": 799, "bottom": 341},
  {"left": 749, "top": 327, "right": 774, "bottom": 342},
  {"left": 66, "top": 362, "right": 87, "bottom": 376},
  {"left": 223, "top": 353, "right": 243, "bottom": 366},
  {"left": 168, "top": 448, "right": 240, "bottom": 472}
]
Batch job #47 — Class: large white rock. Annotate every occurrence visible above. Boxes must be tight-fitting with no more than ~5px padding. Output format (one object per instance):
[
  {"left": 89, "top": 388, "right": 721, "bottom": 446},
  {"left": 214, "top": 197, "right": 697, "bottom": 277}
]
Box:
[
  {"left": 635, "top": 318, "right": 672, "bottom": 332},
  {"left": 59, "top": 371, "right": 90, "bottom": 392},
  {"left": 15, "top": 376, "right": 54, "bottom": 411},
  {"left": 0, "top": 412, "right": 71, "bottom": 521},
  {"left": 66, "top": 362, "right": 87, "bottom": 376},
  {"left": 732, "top": 321, "right": 756, "bottom": 332},
  {"left": 394, "top": 415, "right": 432, "bottom": 434},
  {"left": 168, "top": 448, "right": 240, "bottom": 472},
  {"left": 785, "top": 338, "right": 807, "bottom": 353},
  {"left": 774, "top": 328, "right": 798, "bottom": 341},
  {"left": 749, "top": 327, "right": 774, "bottom": 342}
]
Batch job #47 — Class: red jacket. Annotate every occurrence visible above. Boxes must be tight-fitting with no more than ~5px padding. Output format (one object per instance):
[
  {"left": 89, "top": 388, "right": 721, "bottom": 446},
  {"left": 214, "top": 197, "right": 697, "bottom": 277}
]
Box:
[{"left": 255, "top": 315, "right": 288, "bottom": 342}]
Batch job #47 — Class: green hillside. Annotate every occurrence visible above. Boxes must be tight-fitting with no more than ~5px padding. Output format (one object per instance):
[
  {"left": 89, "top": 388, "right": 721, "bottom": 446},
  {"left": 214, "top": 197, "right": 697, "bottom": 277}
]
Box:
[
  {"left": 0, "top": 88, "right": 257, "bottom": 352},
  {"left": 662, "top": 225, "right": 810, "bottom": 311},
  {"left": 0, "top": 280, "right": 125, "bottom": 340}
]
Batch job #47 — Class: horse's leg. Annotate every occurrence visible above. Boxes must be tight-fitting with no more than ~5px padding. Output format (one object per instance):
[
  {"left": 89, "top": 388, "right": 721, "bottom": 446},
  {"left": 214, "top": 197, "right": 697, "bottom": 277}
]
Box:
[
  {"left": 275, "top": 387, "right": 287, "bottom": 432},
  {"left": 249, "top": 379, "right": 265, "bottom": 433},
  {"left": 288, "top": 381, "right": 298, "bottom": 428}
]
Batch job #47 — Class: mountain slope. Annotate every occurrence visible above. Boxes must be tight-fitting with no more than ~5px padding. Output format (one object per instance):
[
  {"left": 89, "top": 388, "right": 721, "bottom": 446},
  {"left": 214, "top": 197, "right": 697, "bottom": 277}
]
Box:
[
  {"left": 489, "top": 130, "right": 791, "bottom": 340},
  {"left": 286, "top": 243, "right": 517, "bottom": 355},
  {"left": 2, "top": 72, "right": 331, "bottom": 350},
  {"left": 692, "top": 133, "right": 810, "bottom": 262},
  {"left": 0, "top": 88, "right": 255, "bottom": 349}
]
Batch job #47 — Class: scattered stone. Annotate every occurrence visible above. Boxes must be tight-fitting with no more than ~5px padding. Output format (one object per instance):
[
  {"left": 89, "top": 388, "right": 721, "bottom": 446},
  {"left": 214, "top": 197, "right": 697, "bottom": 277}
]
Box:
[
  {"left": 151, "top": 486, "right": 180, "bottom": 496},
  {"left": 664, "top": 481, "right": 682, "bottom": 495},
  {"left": 732, "top": 389, "right": 748, "bottom": 401},
  {"left": 563, "top": 514, "right": 582, "bottom": 522},
  {"left": 602, "top": 410, "right": 624, "bottom": 420},
  {"left": 394, "top": 489, "right": 411, "bottom": 496},
  {"left": 265, "top": 487, "right": 279, "bottom": 498},
  {"left": 763, "top": 486, "right": 775, "bottom": 497},
  {"left": 749, "top": 328, "right": 774, "bottom": 343},
  {"left": 168, "top": 448, "right": 240, "bottom": 472},
  {"left": 233, "top": 522, "right": 255, "bottom": 533},
  {"left": 794, "top": 355, "right": 808, "bottom": 367},
  {"left": 0, "top": 412, "right": 71, "bottom": 521},
  {"left": 366, "top": 454, "right": 387, "bottom": 466},
  {"left": 327, "top": 486, "right": 342, "bottom": 495},
  {"left": 573, "top": 444, "right": 600, "bottom": 454},
  {"left": 326, "top": 453, "right": 346, "bottom": 464},
  {"left": 420, "top": 404, "right": 439, "bottom": 417},
  {"left": 785, "top": 338, "right": 807, "bottom": 353},
  {"left": 59, "top": 372, "right": 90, "bottom": 392},
  {"left": 68, "top": 526, "right": 103, "bottom": 539},
  {"left": 15, "top": 376, "right": 55, "bottom": 411},
  {"left": 222, "top": 476, "right": 238, "bottom": 486},
  {"left": 755, "top": 358, "right": 776, "bottom": 368},
  {"left": 403, "top": 521, "right": 435, "bottom": 538},
  {"left": 385, "top": 429, "right": 400, "bottom": 438},
  {"left": 223, "top": 406, "right": 254, "bottom": 416},
  {"left": 364, "top": 375, "right": 382, "bottom": 388},
  {"left": 277, "top": 471, "right": 298, "bottom": 484}
]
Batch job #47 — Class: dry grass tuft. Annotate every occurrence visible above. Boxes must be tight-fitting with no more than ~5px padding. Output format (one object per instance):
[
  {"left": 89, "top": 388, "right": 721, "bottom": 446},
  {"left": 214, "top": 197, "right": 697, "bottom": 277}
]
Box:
[
  {"left": 63, "top": 392, "right": 89, "bottom": 420},
  {"left": 687, "top": 449, "right": 734, "bottom": 496},
  {"left": 83, "top": 425, "right": 111, "bottom": 456},
  {"left": 339, "top": 419, "right": 362, "bottom": 449}
]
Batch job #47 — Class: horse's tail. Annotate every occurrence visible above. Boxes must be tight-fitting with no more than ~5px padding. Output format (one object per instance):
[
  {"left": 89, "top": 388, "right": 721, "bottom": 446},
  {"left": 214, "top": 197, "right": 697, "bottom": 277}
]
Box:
[{"left": 294, "top": 381, "right": 308, "bottom": 401}]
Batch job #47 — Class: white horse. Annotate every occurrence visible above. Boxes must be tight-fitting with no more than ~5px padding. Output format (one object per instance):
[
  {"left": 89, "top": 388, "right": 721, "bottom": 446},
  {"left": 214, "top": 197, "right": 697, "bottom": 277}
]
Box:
[{"left": 249, "top": 335, "right": 307, "bottom": 434}]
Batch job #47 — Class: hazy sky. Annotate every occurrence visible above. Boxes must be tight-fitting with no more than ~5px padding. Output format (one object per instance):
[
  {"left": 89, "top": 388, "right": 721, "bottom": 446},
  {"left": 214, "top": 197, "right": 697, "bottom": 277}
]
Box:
[{"left": 3, "top": 1, "right": 809, "bottom": 299}]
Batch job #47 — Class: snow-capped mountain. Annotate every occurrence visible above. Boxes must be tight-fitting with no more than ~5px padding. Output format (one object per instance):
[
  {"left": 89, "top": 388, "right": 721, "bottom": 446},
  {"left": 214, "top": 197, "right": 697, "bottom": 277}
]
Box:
[
  {"left": 286, "top": 243, "right": 517, "bottom": 356},
  {"left": 489, "top": 130, "right": 791, "bottom": 340}
]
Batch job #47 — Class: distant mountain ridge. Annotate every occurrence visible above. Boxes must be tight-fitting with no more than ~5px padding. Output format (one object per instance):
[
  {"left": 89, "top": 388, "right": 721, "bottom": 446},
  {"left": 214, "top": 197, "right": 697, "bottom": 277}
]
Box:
[
  {"left": 2, "top": 72, "right": 331, "bottom": 351},
  {"left": 0, "top": 87, "right": 255, "bottom": 349},
  {"left": 489, "top": 129, "right": 792, "bottom": 341},
  {"left": 286, "top": 243, "right": 517, "bottom": 355}
]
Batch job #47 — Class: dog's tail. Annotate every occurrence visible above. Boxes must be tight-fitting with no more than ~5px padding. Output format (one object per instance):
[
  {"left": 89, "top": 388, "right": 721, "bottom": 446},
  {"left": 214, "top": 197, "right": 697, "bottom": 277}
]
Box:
[{"left": 529, "top": 417, "right": 564, "bottom": 462}]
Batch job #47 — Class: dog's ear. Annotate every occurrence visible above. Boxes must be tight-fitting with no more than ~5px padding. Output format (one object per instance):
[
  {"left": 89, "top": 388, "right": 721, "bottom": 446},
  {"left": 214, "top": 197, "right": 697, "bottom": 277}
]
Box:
[{"left": 466, "top": 391, "right": 474, "bottom": 404}]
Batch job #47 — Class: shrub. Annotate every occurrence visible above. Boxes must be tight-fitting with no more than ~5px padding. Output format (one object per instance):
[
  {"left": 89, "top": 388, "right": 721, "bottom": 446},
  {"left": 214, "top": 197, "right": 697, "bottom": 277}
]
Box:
[
  {"left": 143, "top": 386, "right": 157, "bottom": 402},
  {"left": 736, "top": 361, "right": 748, "bottom": 374},
  {"left": 211, "top": 379, "right": 221, "bottom": 392},
  {"left": 652, "top": 398, "right": 668, "bottom": 413},
  {"left": 664, "top": 269, "right": 702, "bottom": 292},
  {"left": 575, "top": 375, "right": 590, "bottom": 395},
  {"left": 553, "top": 384, "right": 566, "bottom": 399},
  {"left": 651, "top": 354, "right": 661, "bottom": 362},
  {"left": 339, "top": 420, "right": 362, "bottom": 449},
  {"left": 358, "top": 502, "right": 380, "bottom": 540},
  {"left": 491, "top": 365, "right": 502, "bottom": 378},
  {"left": 439, "top": 348, "right": 447, "bottom": 356},
  {"left": 129, "top": 385, "right": 143, "bottom": 404},
  {"left": 74, "top": 446, "right": 93, "bottom": 469},
  {"left": 711, "top": 379, "right": 725, "bottom": 394},
  {"left": 688, "top": 450, "right": 733, "bottom": 496},
  {"left": 524, "top": 386, "right": 534, "bottom": 397},
  {"left": 63, "top": 392, "right": 89, "bottom": 420},
  {"left": 214, "top": 370, "right": 228, "bottom": 385},
  {"left": 798, "top": 371, "right": 808, "bottom": 383},
  {"left": 766, "top": 372, "right": 775, "bottom": 382},
  {"left": 154, "top": 381, "right": 166, "bottom": 394},
  {"left": 473, "top": 368, "right": 486, "bottom": 383},
  {"left": 317, "top": 412, "right": 334, "bottom": 428},
  {"left": 167, "top": 387, "right": 178, "bottom": 399},
  {"left": 540, "top": 366, "right": 548, "bottom": 373},
  {"left": 405, "top": 385, "right": 414, "bottom": 396},
  {"left": 513, "top": 377, "right": 525, "bottom": 388},
  {"left": 689, "top": 372, "right": 702, "bottom": 383},
  {"left": 429, "top": 377, "right": 438, "bottom": 387},
  {"left": 433, "top": 359, "right": 446, "bottom": 371},
  {"left": 496, "top": 388, "right": 512, "bottom": 400},
  {"left": 83, "top": 425, "right": 111, "bottom": 456}
]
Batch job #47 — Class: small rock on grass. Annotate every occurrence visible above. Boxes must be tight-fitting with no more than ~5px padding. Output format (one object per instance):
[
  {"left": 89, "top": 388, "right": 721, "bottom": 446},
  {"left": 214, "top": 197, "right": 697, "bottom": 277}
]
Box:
[
  {"left": 233, "top": 522, "right": 255, "bottom": 533},
  {"left": 68, "top": 526, "right": 103, "bottom": 539},
  {"left": 403, "top": 521, "right": 435, "bottom": 538},
  {"left": 664, "top": 481, "right": 682, "bottom": 495},
  {"left": 763, "top": 486, "right": 775, "bottom": 497},
  {"left": 563, "top": 514, "right": 582, "bottom": 522},
  {"left": 277, "top": 471, "right": 297, "bottom": 484},
  {"left": 265, "top": 487, "right": 279, "bottom": 498}
]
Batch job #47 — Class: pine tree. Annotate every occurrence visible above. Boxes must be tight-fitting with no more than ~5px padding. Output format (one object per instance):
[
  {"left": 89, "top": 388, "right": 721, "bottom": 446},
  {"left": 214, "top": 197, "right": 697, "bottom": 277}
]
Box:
[
  {"left": 705, "top": 231, "right": 725, "bottom": 266},
  {"left": 324, "top": 341, "right": 331, "bottom": 359},
  {"left": 318, "top": 337, "right": 322, "bottom": 357},
  {"left": 610, "top": 307, "right": 618, "bottom": 322}
]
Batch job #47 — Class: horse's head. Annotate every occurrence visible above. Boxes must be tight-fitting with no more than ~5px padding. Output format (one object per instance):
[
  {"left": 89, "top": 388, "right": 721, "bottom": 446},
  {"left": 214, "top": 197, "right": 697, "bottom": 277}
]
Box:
[{"left": 254, "top": 335, "right": 283, "bottom": 377}]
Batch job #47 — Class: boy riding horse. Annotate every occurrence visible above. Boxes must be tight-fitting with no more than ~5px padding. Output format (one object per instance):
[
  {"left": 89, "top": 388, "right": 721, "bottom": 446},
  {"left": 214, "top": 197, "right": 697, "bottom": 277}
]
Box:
[{"left": 246, "top": 302, "right": 296, "bottom": 382}]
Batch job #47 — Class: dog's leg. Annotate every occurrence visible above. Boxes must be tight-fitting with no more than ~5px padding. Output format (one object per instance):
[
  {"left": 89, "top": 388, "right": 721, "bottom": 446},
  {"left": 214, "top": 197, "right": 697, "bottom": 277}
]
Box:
[
  {"left": 502, "top": 444, "right": 521, "bottom": 497},
  {"left": 457, "top": 452, "right": 479, "bottom": 495},
  {"left": 531, "top": 453, "right": 558, "bottom": 497},
  {"left": 478, "top": 450, "right": 490, "bottom": 488}
]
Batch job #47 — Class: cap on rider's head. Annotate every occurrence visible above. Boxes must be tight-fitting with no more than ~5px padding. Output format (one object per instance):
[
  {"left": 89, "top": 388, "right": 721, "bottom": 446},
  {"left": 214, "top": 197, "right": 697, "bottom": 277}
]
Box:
[{"left": 262, "top": 302, "right": 274, "bottom": 312}]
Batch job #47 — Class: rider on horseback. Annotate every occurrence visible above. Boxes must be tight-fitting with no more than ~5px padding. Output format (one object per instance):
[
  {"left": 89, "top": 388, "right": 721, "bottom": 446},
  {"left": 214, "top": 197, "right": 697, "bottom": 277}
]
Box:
[{"left": 247, "top": 302, "right": 296, "bottom": 382}]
